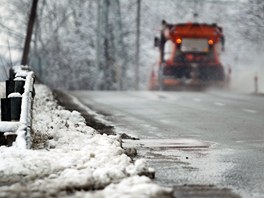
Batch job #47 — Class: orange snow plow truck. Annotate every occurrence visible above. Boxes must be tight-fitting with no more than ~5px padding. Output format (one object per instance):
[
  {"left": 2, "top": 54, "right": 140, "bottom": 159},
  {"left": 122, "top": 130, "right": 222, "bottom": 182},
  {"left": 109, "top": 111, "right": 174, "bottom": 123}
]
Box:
[{"left": 150, "top": 20, "right": 227, "bottom": 90}]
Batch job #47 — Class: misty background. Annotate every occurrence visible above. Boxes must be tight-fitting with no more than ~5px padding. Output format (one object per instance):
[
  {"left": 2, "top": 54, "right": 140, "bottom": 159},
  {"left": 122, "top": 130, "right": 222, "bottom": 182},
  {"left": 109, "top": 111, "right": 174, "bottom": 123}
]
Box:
[{"left": 0, "top": 0, "right": 263, "bottom": 92}]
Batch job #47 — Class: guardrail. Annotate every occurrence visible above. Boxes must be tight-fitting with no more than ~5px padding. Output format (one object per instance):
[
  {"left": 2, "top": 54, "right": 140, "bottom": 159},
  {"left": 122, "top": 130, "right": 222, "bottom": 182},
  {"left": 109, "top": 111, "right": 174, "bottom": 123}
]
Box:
[{"left": 0, "top": 66, "right": 35, "bottom": 148}]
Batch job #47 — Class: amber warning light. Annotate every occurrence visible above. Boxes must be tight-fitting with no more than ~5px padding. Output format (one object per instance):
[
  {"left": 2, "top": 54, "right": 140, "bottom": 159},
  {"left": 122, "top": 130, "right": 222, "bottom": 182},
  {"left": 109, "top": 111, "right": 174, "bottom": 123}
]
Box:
[
  {"left": 208, "top": 39, "right": 214, "bottom": 45},
  {"left": 176, "top": 38, "right": 182, "bottom": 44}
]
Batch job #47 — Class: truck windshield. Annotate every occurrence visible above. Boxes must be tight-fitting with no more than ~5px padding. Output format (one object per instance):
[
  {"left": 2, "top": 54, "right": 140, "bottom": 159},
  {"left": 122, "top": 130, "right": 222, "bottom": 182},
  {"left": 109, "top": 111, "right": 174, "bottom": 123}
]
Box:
[{"left": 181, "top": 38, "right": 208, "bottom": 52}]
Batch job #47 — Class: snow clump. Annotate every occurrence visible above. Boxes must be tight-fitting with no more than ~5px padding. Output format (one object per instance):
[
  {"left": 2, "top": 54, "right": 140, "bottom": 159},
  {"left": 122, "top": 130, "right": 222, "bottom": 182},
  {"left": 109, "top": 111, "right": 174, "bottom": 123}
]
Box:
[{"left": 0, "top": 84, "right": 172, "bottom": 198}]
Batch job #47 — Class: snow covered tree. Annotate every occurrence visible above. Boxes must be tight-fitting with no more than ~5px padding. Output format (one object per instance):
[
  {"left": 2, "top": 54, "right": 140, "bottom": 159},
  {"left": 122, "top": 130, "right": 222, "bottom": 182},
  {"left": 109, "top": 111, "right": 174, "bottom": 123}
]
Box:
[{"left": 240, "top": 0, "right": 264, "bottom": 51}]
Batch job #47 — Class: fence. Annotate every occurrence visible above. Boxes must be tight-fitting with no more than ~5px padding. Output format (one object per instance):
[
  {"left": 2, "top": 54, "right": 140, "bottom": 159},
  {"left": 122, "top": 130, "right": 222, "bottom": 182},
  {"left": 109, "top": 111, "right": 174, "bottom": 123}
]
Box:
[{"left": 0, "top": 66, "right": 35, "bottom": 148}]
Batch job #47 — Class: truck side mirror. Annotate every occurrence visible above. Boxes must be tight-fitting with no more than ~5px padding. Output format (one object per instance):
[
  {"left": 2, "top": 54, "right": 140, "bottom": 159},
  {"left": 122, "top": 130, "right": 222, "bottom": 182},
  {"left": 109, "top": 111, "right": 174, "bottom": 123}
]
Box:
[{"left": 154, "top": 37, "right": 160, "bottom": 47}]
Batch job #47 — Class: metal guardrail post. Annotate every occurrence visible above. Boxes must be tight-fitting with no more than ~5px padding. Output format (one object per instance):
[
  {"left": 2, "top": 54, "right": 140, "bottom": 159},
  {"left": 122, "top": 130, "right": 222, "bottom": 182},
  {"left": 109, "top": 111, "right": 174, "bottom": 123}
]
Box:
[
  {"left": 1, "top": 98, "right": 11, "bottom": 121},
  {"left": 0, "top": 69, "right": 35, "bottom": 148}
]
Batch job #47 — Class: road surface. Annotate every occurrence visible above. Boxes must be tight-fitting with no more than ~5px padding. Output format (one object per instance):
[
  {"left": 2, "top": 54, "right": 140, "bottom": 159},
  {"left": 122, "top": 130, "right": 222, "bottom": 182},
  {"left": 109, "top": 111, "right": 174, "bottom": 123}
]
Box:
[{"left": 70, "top": 90, "right": 264, "bottom": 198}]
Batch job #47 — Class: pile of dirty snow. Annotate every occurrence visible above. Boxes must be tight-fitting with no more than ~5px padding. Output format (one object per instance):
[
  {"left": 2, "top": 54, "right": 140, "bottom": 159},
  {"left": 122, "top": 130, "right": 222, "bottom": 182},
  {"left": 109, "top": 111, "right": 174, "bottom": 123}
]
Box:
[{"left": 0, "top": 84, "right": 172, "bottom": 198}]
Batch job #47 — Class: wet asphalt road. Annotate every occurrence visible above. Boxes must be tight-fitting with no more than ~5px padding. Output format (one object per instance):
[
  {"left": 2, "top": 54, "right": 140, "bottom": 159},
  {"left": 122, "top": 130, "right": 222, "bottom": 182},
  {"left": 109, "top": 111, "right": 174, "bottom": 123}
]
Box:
[{"left": 70, "top": 90, "right": 264, "bottom": 198}]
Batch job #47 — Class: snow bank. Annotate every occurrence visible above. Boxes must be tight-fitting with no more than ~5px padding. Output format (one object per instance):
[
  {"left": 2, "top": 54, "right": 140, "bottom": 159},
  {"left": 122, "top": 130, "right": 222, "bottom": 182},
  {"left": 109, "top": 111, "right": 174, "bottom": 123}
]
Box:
[
  {"left": 0, "top": 84, "right": 172, "bottom": 197},
  {"left": 71, "top": 176, "right": 172, "bottom": 198}
]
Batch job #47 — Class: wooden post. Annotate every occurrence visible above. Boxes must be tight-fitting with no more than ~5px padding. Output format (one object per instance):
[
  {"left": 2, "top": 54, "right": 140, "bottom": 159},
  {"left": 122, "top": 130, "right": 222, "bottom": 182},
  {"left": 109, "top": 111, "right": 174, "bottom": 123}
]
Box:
[{"left": 21, "top": 0, "right": 38, "bottom": 65}]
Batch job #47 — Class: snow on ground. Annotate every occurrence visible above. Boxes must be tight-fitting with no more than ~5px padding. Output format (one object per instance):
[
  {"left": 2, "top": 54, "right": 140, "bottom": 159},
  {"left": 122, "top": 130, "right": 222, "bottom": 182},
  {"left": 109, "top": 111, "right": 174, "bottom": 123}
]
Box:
[
  {"left": 0, "top": 82, "right": 5, "bottom": 119},
  {"left": 0, "top": 84, "right": 172, "bottom": 198}
]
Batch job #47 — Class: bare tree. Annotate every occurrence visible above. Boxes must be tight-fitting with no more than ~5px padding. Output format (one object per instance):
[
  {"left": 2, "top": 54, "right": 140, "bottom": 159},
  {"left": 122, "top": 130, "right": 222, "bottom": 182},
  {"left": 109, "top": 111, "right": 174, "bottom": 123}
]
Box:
[
  {"left": 96, "top": 0, "right": 111, "bottom": 90},
  {"left": 95, "top": 0, "right": 129, "bottom": 90},
  {"left": 135, "top": 0, "right": 141, "bottom": 90},
  {"left": 111, "top": 0, "right": 129, "bottom": 90}
]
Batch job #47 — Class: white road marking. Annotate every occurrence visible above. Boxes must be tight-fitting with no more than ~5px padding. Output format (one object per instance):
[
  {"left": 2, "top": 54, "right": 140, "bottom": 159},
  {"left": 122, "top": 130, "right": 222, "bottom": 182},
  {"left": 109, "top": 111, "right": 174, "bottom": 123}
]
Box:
[
  {"left": 214, "top": 102, "right": 225, "bottom": 106},
  {"left": 242, "top": 109, "right": 257, "bottom": 114},
  {"left": 160, "top": 119, "right": 172, "bottom": 124},
  {"left": 236, "top": 140, "right": 264, "bottom": 143},
  {"left": 193, "top": 98, "right": 201, "bottom": 102}
]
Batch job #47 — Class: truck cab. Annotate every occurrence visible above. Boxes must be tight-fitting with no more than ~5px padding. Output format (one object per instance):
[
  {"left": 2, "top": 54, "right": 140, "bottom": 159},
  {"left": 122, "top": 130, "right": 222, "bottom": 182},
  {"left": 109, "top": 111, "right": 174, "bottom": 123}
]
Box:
[{"left": 150, "top": 21, "right": 226, "bottom": 90}]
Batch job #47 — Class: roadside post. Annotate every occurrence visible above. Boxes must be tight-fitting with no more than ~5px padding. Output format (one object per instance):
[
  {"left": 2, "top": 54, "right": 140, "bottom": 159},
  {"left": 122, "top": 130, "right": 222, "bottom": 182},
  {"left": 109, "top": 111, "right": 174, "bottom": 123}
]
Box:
[{"left": 254, "top": 74, "right": 258, "bottom": 94}]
